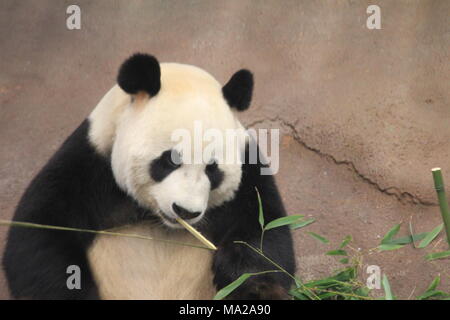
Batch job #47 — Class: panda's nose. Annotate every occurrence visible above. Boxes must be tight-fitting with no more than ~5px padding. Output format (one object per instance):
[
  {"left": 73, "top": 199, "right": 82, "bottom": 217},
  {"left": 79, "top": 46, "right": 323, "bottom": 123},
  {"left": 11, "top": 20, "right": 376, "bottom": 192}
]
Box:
[{"left": 172, "top": 203, "right": 202, "bottom": 220}]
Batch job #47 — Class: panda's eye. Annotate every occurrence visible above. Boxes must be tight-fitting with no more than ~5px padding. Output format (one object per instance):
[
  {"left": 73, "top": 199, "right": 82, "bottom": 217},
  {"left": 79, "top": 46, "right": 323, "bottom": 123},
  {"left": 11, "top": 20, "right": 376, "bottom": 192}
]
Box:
[
  {"left": 205, "top": 160, "right": 218, "bottom": 172},
  {"left": 205, "top": 160, "right": 223, "bottom": 190},
  {"left": 150, "top": 149, "right": 182, "bottom": 182},
  {"left": 166, "top": 150, "right": 182, "bottom": 168}
]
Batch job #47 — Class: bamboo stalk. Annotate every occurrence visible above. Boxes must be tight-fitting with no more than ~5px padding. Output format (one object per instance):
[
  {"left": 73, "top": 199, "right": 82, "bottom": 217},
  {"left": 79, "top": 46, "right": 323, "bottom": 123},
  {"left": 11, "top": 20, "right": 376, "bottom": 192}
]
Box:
[
  {"left": 0, "top": 219, "right": 214, "bottom": 250},
  {"left": 176, "top": 217, "right": 217, "bottom": 250},
  {"left": 431, "top": 168, "right": 450, "bottom": 247}
]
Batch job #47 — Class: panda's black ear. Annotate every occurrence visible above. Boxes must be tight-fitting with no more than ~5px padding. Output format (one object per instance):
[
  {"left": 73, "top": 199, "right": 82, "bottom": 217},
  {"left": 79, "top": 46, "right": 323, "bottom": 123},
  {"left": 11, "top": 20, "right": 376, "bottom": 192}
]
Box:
[
  {"left": 222, "top": 69, "right": 253, "bottom": 111},
  {"left": 117, "top": 53, "right": 161, "bottom": 96}
]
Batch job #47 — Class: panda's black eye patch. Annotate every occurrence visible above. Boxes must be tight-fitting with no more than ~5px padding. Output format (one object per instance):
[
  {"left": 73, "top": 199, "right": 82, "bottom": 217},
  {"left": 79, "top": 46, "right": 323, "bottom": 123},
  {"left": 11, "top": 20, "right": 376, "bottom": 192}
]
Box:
[
  {"left": 150, "top": 150, "right": 182, "bottom": 182},
  {"left": 205, "top": 160, "right": 224, "bottom": 190}
]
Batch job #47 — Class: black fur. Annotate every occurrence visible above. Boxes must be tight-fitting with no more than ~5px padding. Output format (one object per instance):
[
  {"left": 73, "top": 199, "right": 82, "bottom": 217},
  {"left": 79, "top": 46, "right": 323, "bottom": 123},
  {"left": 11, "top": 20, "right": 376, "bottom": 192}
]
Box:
[
  {"left": 2, "top": 120, "right": 151, "bottom": 299},
  {"left": 205, "top": 161, "right": 224, "bottom": 190},
  {"left": 117, "top": 53, "right": 161, "bottom": 96},
  {"left": 222, "top": 69, "right": 253, "bottom": 111},
  {"left": 2, "top": 124, "right": 295, "bottom": 300},
  {"left": 206, "top": 139, "right": 295, "bottom": 299},
  {"left": 149, "top": 149, "right": 181, "bottom": 182}
]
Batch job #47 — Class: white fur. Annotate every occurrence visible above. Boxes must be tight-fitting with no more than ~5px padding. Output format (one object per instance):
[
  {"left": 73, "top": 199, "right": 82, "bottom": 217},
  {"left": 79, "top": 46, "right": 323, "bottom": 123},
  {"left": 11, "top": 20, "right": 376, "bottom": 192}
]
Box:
[
  {"left": 88, "top": 84, "right": 130, "bottom": 155},
  {"left": 88, "top": 222, "right": 215, "bottom": 299},
  {"left": 87, "top": 62, "right": 248, "bottom": 299}
]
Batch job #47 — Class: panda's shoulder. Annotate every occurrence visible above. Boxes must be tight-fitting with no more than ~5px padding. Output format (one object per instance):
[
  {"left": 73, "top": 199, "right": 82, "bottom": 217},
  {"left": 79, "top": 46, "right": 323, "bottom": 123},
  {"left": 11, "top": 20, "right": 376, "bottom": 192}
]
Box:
[{"left": 14, "top": 120, "right": 122, "bottom": 224}]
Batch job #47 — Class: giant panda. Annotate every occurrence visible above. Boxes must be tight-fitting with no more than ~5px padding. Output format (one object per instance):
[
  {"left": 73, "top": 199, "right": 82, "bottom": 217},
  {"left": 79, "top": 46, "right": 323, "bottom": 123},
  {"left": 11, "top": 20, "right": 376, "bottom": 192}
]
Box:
[{"left": 2, "top": 53, "right": 296, "bottom": 300}]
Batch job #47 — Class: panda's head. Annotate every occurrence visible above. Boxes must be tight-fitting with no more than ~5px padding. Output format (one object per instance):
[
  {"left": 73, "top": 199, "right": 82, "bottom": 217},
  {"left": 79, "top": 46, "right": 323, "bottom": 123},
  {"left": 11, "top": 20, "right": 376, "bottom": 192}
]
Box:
[{"left": 89, "top": 53, "right": 253, "bottom": 228}]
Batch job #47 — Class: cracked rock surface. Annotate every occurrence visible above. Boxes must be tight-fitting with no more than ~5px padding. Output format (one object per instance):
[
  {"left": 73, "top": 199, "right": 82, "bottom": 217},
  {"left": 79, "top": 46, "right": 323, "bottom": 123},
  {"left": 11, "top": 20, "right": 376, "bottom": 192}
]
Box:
[{"left": 0, "top": 1, "right": 449, "bottom": 299}]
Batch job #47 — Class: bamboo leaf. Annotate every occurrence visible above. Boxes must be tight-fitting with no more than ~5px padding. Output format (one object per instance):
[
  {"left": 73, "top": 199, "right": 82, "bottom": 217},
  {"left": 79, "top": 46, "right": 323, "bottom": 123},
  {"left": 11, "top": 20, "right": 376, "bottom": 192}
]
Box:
[
  {"left": 378, "top": 244, "right": 404, "bottom": 251},
  {"left": 307, "top": 232, "right": 329, "bottom": 244},
  {"left": 418, "top": 224, "right": 443, "bottom": 248},
  {"left": 255, "top": 187, "right": 264, "bottom": 230},
  {"left": 264, "top": 215, "right": 304, "bottom": 231},
  {"left": 213, "top": 273, "right": 253, "bottom": 300},
  {"left": 326, "top": 249, "right": 348, "bottom": 256},
  {"left": 426, "top": 276, "right": 440, "bottom": 292},
  {"left": 355, "top": 287, "right": 371, "bottom": 297},
  {"left": 416, "top": 276, "right": 444, "bottom": 300},
  {"left": 409, "top": 220, "right": 416, "bottom": 248},
  {"left": 316, "top": 292, "right": 338, "bottom": 299},
  {"left": 387, "top": 232, "right": 427, "bottom": 245},
  {"left": 417, "top": 290, "right": 449, "bottom": 300},
  {"left": 294, "top": 278, "right": 303, "bottom": 289},
  {"left": 289, "top": 289, "right": 310, "bottom": 300},
  {"left": 339, "top": 235, "right": 352, "bottom": 249},
  {"left": 425, "top": 250, "right": 450, "bottom": 261},
  {"left": 290, "top": 218, "right": 315, "bottom": 230},
  {"left": 382, "top": 274, "right": 394, "bottom": 300},
  {"left": 381, "top": 223, "right": 401, "bottom": 245}
]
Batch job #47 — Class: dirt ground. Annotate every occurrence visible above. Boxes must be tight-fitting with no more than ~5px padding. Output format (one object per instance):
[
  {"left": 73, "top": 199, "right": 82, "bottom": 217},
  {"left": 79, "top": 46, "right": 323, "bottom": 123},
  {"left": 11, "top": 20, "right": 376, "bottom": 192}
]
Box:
[{"left": 0, "top": 0, "right": 449, "bottom": 299}]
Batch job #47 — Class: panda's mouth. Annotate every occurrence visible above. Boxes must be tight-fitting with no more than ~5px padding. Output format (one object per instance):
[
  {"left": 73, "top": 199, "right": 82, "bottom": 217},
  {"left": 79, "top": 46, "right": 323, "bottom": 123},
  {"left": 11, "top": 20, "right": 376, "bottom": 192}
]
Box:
[
  {"left": 159, "top": 211, "right": 178, "bottom": 225},
  {"left": 158, "top": 210, "right": 201, "bottom": 229},
  {"left": 158, "top": 210, "right": 187, "bottom": 229}
]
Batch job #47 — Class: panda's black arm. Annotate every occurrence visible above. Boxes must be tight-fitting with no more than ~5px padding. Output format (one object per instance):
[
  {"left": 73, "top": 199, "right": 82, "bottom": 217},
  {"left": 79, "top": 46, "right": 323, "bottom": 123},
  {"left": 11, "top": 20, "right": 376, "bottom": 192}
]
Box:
[
  {"left": 2, "top": 120, "right": 139, "bottom": 299},
  {"left": 209, "top": 160, "right": 296, "bottom": 299}
]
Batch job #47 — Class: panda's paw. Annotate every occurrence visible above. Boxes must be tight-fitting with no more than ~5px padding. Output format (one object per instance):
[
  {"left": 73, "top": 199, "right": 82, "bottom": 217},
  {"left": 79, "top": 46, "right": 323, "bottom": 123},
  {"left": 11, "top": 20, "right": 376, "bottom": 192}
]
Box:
[
  {"left": 213, "top": 243, "right": 291, "bottom": 299},
  {"left": 225, "top": 278, "right": 290, "bottom": 300}
]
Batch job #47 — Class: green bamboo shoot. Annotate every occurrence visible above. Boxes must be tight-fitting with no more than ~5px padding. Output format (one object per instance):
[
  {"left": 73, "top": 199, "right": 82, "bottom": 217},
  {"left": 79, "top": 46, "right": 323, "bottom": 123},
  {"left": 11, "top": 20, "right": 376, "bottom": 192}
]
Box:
[{"left": 431, "top": 168, "right": 450, "bottom": 247}]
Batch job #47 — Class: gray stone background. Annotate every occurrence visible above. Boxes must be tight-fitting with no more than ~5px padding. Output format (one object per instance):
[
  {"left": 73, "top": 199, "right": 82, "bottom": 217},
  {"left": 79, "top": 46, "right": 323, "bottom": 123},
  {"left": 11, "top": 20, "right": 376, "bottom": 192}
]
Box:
[{"left": 1, "top": 0, "right": 449, "bottom": 299}]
